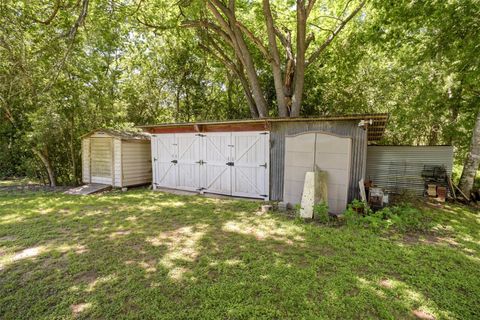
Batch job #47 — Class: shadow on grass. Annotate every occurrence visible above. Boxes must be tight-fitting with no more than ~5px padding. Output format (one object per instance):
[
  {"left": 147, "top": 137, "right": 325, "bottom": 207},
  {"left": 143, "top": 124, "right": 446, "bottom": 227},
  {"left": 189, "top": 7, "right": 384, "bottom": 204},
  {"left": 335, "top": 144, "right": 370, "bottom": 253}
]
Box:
[{"left": 0, "top": 189, "right": 479, "bottom": 319}]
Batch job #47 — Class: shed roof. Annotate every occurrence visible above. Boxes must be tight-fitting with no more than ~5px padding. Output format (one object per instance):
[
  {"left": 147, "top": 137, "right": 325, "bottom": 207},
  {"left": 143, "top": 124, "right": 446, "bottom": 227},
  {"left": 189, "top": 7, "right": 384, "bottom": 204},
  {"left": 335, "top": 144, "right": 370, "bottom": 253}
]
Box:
[
  {"left": 138, "top": 113, "right": 388, "bottom": 142},
  {"left": 81, "top": 129, "right": 151, "bottom": 140}
]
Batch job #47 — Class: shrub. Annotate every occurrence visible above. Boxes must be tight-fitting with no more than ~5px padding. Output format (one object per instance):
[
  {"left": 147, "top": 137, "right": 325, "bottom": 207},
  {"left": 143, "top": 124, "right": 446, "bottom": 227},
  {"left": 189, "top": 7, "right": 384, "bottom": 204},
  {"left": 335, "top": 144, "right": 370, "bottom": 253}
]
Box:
[
  {"left": 343, "top": 201, "right": 432, "bottom": 233},
  {"left": 293, "top": 201, "right": 332, "bottom": 224},
  {"left": 313, "top": 201, "right": 330, "bottom": 223}
]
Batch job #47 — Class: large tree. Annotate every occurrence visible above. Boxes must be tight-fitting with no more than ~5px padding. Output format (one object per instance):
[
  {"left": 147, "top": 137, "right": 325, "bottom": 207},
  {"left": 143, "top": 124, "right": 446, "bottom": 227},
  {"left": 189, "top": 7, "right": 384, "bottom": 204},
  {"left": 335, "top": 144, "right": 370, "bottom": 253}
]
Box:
[
  {"left": 138, "top": 0, "right": 366, "bottom": 118},
  {"left": 459, "top": 111, "right": 480, "bottom": 197}
]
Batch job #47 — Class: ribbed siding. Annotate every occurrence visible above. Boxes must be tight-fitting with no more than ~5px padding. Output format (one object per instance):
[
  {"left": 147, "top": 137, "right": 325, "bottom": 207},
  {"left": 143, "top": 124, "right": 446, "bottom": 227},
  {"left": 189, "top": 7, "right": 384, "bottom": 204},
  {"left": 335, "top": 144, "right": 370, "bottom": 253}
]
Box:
[
  {"left": 121, "top": 141, "right": 152, "bottom": 187},
  {"left": 270, "top": 120, "right": 367, "bottom": 202},
  {"left": 113, "top": 139, "right": 122, "bottom": 187},
  {"left": 81, "top": 139, "right": 90, "bottom": 183},
  {"left": 366, "top": 146, "right": 454, "bottom": 195}
]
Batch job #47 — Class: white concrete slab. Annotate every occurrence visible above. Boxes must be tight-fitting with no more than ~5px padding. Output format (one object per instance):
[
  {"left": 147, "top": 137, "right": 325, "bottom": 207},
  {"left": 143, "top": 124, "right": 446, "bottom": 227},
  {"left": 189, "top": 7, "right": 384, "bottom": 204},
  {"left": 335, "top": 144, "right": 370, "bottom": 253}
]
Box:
[{"left": 64, "top": 184, "right": 111, "bottom": 195}]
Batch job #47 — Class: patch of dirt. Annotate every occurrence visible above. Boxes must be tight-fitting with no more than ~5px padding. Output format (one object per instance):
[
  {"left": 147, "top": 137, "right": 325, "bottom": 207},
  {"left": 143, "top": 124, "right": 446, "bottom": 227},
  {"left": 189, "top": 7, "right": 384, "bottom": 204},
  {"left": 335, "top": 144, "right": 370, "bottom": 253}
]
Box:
[
  {"left": 71, "top": 302, "right": 91, "bottom": 316},
  {"left": 402, "top": 232, "right": 459, "bottom": 248},
  {"left": 412, "top": 309, "right": 436, "bottom": 320},
  {"left": 379, "top": 278, "right": 395, "bottom": 289},
  {"left": 74, "top": 270, "right": 98, "bottom": 284},
  {"left": 109, "top": 230, "right": 131, "bottom": 239}
]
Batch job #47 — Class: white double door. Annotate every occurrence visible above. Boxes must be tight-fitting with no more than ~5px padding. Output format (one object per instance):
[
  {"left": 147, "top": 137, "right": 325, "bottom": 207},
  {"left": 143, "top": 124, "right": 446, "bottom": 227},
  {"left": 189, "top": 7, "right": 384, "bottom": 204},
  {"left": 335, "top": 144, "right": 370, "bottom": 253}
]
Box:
[{"left": 152, "top": 131, "right": 270, "bottom": 199}]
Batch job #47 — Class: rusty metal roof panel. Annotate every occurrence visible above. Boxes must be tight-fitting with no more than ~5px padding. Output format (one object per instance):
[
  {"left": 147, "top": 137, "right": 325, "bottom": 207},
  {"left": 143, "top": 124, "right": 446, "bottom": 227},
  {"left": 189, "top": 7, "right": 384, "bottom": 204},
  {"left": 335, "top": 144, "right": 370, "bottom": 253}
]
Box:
[{"left": 138, "top": 113, "right": 388, "bottom": 142}]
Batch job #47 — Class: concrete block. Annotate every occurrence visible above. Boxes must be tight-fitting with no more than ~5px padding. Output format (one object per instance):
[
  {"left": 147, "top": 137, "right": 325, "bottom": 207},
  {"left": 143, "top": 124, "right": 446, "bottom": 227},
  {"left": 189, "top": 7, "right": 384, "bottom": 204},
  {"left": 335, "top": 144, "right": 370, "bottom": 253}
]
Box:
[
  {"left": 300, "top": 172, "right": 316, "bottom": 218},
  {"left": 299, "top": 170, "right": 329, "bottom": 219}
]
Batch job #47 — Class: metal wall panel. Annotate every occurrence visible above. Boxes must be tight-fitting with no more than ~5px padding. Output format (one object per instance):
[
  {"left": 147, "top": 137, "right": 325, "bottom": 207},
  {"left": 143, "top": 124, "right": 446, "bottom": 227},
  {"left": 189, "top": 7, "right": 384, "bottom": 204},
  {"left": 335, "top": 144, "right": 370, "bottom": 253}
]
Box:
[
  {"left": 366, "top": 146, "right": 454, "bottom": 195},
  {"left": 270, "top": 120, "right": 367, "bottom": 202},
  {"left": 283, "top": 132, "right": 352, "bottom": 214}
]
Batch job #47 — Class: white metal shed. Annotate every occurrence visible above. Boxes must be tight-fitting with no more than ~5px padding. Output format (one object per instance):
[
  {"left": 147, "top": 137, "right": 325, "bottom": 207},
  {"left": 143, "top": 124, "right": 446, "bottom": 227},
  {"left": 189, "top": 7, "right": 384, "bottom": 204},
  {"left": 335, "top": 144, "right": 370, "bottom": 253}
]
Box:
[{"left": 81, "top": 129, "right": 152, "bottom": 187}]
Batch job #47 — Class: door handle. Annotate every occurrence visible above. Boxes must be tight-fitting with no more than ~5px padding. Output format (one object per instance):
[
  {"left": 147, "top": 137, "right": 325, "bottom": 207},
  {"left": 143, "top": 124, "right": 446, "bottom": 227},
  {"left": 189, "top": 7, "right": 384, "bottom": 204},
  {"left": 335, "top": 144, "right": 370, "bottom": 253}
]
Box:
[
  {"left": 171, "top": 160, "right": 178, "bottom": 164},
  {"left": 226, "top": 162, "right": 234, "bottom": 166}
]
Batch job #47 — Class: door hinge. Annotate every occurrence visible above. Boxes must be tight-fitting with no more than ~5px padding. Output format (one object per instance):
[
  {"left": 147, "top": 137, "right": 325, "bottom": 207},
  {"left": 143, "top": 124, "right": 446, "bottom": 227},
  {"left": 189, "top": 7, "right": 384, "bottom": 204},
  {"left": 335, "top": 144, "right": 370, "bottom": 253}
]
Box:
[
  {"left": 226, "top": 162, "right": 234, "bottom": 166},
  {"left": 259, "top": 162, "right": 267, "bottom": 168},
  {"left": 153, "top": 157, "right": 157, "bottom": 162},
  {"left": 195, "top": 133, "right": 206, "bottom": 137},
  {"left": 196, "top": 187, "right": 205, "bottom": 191},
  {"left": 260, "top": 194, "right": 268, "bottom": 198},
  {"left": 259, "top": 132, "right": 269, "bottom": 135},
  {"left": 195, "top": 160, "right": 206, "bottom": 165},
  {"left": 171, "top": 160, "right": 178, "bottom": 164}
]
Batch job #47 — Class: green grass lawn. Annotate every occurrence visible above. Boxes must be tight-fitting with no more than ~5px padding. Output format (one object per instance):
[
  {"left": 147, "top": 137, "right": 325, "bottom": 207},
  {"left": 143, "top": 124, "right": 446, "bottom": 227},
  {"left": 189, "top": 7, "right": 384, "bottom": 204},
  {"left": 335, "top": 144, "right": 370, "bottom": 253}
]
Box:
[{"left": 0, "top": 188, "right": 479, "bottom": 319}]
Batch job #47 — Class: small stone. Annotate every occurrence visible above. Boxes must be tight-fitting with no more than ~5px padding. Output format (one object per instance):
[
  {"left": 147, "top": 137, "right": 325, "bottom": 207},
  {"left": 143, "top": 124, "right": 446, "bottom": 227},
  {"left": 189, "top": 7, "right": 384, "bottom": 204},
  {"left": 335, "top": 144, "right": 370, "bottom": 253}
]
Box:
[
  {"left": 261, "top": 205, "right": 273, "bottom": 213},
  {"left": 121, "top": 187, "right": 128, "bottom": 192}
]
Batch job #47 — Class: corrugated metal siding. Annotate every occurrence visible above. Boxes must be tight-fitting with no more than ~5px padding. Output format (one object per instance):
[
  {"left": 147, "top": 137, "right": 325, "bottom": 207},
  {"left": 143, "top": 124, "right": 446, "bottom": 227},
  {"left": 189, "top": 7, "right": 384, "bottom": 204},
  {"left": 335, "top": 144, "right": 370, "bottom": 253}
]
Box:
[
  {"left": 270, "top": 120, "right": 367, "bottom": 202},
  {"left": 366, "top": 146, "right": 454, "bottom": 195}
]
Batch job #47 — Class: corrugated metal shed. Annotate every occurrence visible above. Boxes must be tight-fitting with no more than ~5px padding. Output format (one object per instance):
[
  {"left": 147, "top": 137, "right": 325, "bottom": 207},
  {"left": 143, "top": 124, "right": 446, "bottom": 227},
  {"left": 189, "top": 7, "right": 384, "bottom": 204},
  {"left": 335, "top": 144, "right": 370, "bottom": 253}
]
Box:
[
  {"left": 366, "top": 146, "right": 454, "bottom": 195},
  {"left": 269, "top": 120, "right": 367, "bottom": 202},
  {"left": 141, "top": 114, "right": 386, "bottom": 207}
]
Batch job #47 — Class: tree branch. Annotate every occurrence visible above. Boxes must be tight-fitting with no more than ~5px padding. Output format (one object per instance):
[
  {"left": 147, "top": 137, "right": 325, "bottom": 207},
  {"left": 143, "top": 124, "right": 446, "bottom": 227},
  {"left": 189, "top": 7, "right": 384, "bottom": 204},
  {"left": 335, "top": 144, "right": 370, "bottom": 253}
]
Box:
[
  {"left": 235, "top": 20, "right": 271, "bottom": 61},
  {"left": 306, "top": 0, "right": 316, "bottom": 18},
  {"left": 68, "top": 0, "right": 89, "bottom": 39},
  {"left": 306, "top": 0, "right": 365, "bottom": 67},
  {"left": 273, "top": 27, "right": 293, "bottom": 60},
  {"left": 316, "top": 15, "right": 342, "bottom": 22},
  {"left": 42, "top": 0, "right": 90, "bottom": 93},
  {"left": 182, "top": 20, "right": 233, "bottom": 46},
  {"left": 136, "top": 17, "right": 173, "bottom": 30},
  {"left": 31, "top": 0, "right": 61, "bottom": 25}
]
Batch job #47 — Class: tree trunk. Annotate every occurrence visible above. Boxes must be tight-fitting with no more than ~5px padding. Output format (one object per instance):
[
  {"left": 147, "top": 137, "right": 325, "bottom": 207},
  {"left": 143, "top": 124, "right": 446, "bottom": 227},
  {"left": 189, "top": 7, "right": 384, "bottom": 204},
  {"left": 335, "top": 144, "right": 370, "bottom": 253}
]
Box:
[
  {"left": 187, "top": 0, "right": 365, "bottom": 118},
  {"left": 70, "top": 111, "right": 78, "bottom": 185},
  {"left": 32, "top": 148, "right": 56, "bottom": 187},
  {"left": 263, "top": 0, "right": 288, "bottom": 117},
  {"left": 290, "top": 0, "right": 307, "bottom": 117},
  {"left": 459, "top": 109, "right": 480, "bottom": 197},
  {"left": 237, "top": 70, "right": 260, "bottom": 118},
  {"left": 207, "top": 0, "right": 268, "bottom": 117}
]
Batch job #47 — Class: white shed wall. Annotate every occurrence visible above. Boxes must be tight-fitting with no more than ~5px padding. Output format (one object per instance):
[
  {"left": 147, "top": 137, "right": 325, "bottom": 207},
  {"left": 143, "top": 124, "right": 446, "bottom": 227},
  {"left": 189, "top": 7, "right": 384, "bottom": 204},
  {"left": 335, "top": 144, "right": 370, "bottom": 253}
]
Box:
[
  {"left": 113, "top": 139, "right": 122, "bottom": 187},
  {"left": 90, "top": 137, "right": 113, "bottom": 185},
  {"left": 121, "top": 141, "right": 152, "bottom": 187},
  {"left": 82, "top": 138, "right": 90, "bottom": 183}
]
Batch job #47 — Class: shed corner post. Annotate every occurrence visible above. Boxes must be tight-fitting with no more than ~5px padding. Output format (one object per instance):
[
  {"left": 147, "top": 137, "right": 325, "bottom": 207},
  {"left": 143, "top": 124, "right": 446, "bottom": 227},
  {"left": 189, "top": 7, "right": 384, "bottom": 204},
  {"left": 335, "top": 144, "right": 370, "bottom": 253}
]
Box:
[
  {"left": 119, "top": 139, "right": 123, "bottom": 188},
  {"left": 111, "top": 138, "right": 115, "bottom": 187},
  {"left": 88, "top": 138, "right": 92, "bottom": 184}
]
